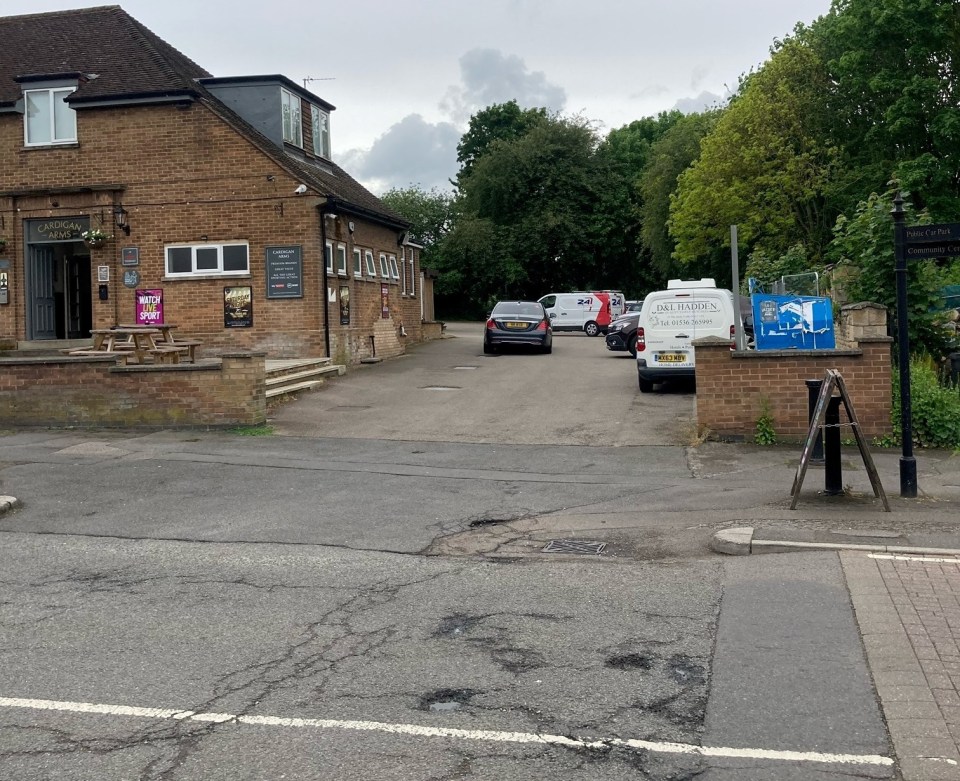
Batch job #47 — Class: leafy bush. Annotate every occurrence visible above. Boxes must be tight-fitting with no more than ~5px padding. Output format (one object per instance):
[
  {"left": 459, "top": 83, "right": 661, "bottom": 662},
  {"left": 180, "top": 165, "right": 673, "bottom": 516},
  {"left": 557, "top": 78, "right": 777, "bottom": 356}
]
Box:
[
  {"left": 754, "top": 399, "right": 778, "bottom": 445},
  {"left": 890, "top": 356, "right": 960, "bottom": 449}
]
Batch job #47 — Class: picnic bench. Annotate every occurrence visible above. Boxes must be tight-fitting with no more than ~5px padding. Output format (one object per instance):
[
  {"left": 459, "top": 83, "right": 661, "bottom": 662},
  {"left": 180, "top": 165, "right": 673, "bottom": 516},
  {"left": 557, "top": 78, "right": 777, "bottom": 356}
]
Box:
[
  {"left": 63, "top": 326, "right": 194, "bottom": 365},
  {"left": 117, "top": 324, "right": 202, "bottom": 363}
]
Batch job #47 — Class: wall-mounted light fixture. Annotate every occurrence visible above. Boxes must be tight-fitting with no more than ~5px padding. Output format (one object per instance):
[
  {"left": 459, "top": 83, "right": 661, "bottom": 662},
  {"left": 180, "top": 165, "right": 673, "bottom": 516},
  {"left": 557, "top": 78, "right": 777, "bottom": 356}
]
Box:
[{"left": 113, "top": 204, "right": 130, "bottom": 235}]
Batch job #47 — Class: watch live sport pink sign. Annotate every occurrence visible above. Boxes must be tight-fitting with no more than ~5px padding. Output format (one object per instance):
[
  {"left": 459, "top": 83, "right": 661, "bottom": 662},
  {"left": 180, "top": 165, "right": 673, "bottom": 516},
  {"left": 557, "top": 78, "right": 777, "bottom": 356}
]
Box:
[{"left": 135, "top": 289, "right": 164, "bottom": 325}]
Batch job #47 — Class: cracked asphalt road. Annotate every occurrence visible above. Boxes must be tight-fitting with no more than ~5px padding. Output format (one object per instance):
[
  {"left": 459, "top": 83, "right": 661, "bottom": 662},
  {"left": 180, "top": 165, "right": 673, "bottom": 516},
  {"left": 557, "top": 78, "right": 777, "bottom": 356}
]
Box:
[{"left": 0, "top": 325, "right": 895, "bottom": 779}]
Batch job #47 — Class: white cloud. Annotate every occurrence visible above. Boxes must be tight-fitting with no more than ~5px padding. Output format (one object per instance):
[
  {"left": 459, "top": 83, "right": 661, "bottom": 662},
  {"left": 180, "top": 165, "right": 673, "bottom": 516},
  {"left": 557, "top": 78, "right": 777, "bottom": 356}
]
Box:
[
  {"left": 345, "top": 48, "right": 567, "bottom": 194},
  {"left": 672, "top": 91, "right": 729, "bottom": 115}
]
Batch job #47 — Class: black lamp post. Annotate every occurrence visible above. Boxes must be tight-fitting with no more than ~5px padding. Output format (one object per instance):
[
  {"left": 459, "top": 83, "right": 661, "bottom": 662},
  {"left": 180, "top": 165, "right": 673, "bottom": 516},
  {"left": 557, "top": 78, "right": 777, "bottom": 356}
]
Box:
[{"left": 891, "top": 192, "right": 917, "bottom": 497}]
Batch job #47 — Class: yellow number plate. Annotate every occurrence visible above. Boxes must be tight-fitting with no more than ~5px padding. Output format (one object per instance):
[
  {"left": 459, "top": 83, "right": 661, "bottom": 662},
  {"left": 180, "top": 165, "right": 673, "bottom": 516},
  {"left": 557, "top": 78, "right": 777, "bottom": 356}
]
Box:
[
  {"left": 657, "top": 352, "right": 686, "bottom": 363},
  {"left": 505, "top": 321, "right": 527, "bottom": 329}
]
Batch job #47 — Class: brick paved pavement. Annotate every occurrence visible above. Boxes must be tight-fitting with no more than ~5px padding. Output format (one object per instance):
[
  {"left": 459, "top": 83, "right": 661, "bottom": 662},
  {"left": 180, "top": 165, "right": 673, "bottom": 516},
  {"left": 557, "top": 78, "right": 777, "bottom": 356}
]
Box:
[{"left": 842, "top": 551, "right": 960, "bottom": 781}]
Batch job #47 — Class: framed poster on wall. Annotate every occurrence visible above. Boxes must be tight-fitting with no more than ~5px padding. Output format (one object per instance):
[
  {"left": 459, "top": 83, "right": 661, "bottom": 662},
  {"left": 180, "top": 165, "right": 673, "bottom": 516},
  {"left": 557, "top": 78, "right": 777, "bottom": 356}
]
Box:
[
  {"left": 265, "top": 245, "right": 303, "bottom": 298},
  {"left": 339, "top": 285, "right": 350, "bottom": 325},
  {"left": 224, "top": 286, "right": 253, "bottom": 328},
  {"left": 380, "top": 283, "right": 389, "bottom": 318},
  {"left": 135, "top": 289, "right": 163, "bottom": 325}
]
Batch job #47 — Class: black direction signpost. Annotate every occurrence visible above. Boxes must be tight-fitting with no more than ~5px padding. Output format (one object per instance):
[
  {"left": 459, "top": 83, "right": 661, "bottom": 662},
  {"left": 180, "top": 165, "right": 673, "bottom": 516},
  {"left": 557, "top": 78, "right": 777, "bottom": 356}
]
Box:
[{"left": 891, "top": 197, "right": 960, "bottom": 497}]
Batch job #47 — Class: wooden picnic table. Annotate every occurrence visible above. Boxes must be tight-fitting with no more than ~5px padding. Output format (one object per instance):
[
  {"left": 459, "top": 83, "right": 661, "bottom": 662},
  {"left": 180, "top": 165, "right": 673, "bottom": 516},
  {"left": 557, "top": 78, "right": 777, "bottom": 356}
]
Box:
[
  {"left": 117, "top": 323, "right": 178, "bottom": 344},
  {"left": 116, "top": 324, "right": 201, "bottom": 362},
  {"left": 68, "top": 327, "right": 181, "bottom": 365}
]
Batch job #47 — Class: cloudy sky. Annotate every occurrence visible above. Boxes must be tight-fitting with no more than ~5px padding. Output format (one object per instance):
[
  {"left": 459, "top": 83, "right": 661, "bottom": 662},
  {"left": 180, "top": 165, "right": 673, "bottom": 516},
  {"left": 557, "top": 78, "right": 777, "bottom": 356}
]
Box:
[{"left": 8, "top": 0, "right": 833, "bottom": 194}]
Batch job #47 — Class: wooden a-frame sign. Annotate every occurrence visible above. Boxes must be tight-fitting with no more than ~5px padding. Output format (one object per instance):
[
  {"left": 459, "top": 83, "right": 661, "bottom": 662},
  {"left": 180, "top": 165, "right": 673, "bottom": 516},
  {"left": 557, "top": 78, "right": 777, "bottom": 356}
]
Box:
[{"left": 791, "top": 369, "right": 890, "bottom": 511}]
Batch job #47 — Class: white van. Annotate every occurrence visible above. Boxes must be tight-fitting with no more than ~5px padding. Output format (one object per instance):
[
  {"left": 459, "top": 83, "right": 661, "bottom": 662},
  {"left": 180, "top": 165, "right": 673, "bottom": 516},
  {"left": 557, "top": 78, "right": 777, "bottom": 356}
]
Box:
[
  {"left": 538, "top": 291, "right": 625, "bottom": 336},
  {"left": 635, "top": 279, "right": 735, "bottom": 393}
]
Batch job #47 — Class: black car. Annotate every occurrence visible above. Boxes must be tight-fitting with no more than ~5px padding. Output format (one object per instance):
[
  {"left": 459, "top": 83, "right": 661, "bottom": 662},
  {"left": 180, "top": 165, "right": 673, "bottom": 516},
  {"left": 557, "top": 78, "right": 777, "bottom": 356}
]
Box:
[
  {"left": 484, "top": 301, "right": 553, "bottom": 354},
  {"left": 605, "top": 312, "right": 641, "bottom": 357}
]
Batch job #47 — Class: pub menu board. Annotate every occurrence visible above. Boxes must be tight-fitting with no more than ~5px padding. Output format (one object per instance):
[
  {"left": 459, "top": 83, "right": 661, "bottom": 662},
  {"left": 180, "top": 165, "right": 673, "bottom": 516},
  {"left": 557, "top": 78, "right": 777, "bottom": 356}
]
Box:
[
  {"left": 265, "top": 245, "right": 303, "bottom": 299},
  {"left": 224, "top": 286, "right": 253, "bottom": 328}
]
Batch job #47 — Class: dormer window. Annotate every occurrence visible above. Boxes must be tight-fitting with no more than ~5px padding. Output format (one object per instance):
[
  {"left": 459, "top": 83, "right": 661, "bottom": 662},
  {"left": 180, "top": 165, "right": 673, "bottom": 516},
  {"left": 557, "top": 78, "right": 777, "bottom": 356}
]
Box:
[
  {"left": 311, "top": 105, "right": 330, "bottom": 159},
  {"left": 24, "top": 86, "right": 77, "bottom": 146},
  {"left": 280, "top": 87, "right": 302, "bottom": 147}
]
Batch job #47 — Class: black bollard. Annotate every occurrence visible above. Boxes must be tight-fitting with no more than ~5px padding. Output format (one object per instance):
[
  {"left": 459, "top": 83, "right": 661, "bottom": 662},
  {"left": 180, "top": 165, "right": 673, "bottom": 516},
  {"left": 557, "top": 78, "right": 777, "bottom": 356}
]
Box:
[
  {"left": 823, "top": 396, "right": 843, "bottom": 495},
  {"left": 805, "top": 379, "right": 825, "bottom": 463}
]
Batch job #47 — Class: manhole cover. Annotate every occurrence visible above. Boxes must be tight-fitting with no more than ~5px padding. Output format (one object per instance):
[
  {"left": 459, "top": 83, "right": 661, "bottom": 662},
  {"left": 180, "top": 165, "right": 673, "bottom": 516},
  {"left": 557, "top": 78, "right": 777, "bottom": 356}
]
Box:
[{"left": 542, "top": 540, "right": 607, "bottom": 555}]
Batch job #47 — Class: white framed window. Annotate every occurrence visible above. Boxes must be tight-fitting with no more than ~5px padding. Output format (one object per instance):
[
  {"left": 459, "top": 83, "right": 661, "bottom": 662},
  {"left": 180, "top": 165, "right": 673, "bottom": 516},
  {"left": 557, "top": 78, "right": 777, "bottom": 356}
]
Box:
[
  {"left": 401, "top": 251, "right": 407, "bottom": 295},
  {"left": 24, "top": 87, "right": 77, "bottom": 146},
  {"left": 388, "top": 254, "right": 400, "bottom": 281},
  {"left": 408, "top": 248, "right": 416, "bottom": 296},
  {"left": 165, "top": 242, "right": 249, "bottom": 277},
  {"left": 378, "top": 253, "right": 390, "bottom": 279},
  {"left": 325, "top": 241, "right": 334, "bottom": 273},
  {"left": 281, "top": 88, "right": 302, "bottom": 147},
  {"left": 364, "top": 250, "right": 376, "bottom": 276},
  {"left": 336, "top": 243, "right": 347, "bottom": 275},
  {"left": 353, "top": 248, "right": 363, "bottom": 277},
  {"left": 311, "top": 105, "right": 331, "bottom": 159}
]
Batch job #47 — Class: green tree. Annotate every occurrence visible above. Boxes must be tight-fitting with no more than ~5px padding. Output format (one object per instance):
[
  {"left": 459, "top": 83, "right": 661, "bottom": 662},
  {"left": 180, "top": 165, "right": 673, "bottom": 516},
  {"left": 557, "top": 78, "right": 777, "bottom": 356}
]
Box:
[
  {"left": 447, "top": 114, "right": 607, "bottom": 308},
  {"left": 669, "top": 40, "right": 839, "bottom": 271},
  {"left": 455, "top": 101, "right": 548, "bottom": 185},
  {"left": 638, "top": 111, "right": 720, "bottom": 281},
  {"left": 828, "top": 187, "right": 954, "bottom": 358},
  {"left": 379, "top": 186, "right": 455, "bottom": 269},
  {"left": 593, "top": 112, "right": 683, "bottom": 296},
  {"left": 809, "top": 0, "right": 960, "bottom": 218}
]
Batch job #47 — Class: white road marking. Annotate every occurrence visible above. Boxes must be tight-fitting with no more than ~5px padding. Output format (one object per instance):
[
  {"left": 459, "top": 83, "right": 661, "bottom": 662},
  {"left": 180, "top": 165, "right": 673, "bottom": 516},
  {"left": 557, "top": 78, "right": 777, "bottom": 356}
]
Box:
[
  {"left": 0, "top": 696, "right": 893, "bottom": 766},
  {"left": 868, "top": 553, "right": 960, "bottom": 564}
]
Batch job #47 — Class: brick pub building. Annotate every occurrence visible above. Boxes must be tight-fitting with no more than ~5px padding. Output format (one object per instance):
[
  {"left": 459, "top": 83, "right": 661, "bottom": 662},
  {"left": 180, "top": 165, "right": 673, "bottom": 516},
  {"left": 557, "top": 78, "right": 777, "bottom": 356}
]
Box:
[{"left": 0, "top": 5, "right": 432, "bottom": 362}]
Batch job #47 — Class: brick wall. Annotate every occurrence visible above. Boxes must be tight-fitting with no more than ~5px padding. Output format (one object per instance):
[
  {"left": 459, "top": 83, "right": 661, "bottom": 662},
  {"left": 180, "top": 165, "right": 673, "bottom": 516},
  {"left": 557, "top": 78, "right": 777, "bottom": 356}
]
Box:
[
  {"left": 0, "top": 353, "right": 266, "bottom": 428},
  {"left": 0, "top": 100, "right": 422, "bottom": 363},
  {"left": 694, "top": 336, "right": 893, "bottom": 441}
]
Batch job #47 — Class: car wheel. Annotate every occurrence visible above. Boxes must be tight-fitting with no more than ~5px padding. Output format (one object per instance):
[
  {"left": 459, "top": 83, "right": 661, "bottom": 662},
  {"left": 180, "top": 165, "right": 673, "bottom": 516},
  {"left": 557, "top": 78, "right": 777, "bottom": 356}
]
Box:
[
  {"left": 638, "top": 375, "right": 653, "bottom": 393},
  {"left": 584, "top": 321, "right": 600, "bottom": 337},
  {"left": 542, "top": 342, "right": 552, "bottom": 354},
  {"left": 628, "top": 334, "right": 638, "bottom": 357},
  {"left": 483, "top": 341, "right": 495, "bottom": 355}
]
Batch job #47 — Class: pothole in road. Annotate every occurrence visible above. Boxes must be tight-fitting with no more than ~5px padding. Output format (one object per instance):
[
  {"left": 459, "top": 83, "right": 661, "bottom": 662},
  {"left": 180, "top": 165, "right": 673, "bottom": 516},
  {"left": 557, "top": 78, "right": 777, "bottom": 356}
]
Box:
[
  {"left": 420, "top": 688, "right": 480, "bottom": 713},
  {"left": 605, "top": 653, "right": 655, "bottom": 671},
  {"left": 435, "top": 613, "right": 486, "bottom": 637},
  {"left": 669, "top": 655, "right": 706, "bottom": 686}
]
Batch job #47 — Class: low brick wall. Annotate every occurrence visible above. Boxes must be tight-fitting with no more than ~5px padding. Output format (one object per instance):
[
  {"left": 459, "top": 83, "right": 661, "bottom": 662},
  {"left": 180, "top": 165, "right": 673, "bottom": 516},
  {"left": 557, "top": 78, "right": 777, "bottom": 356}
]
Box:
[
  {"left": 0, "top": 352, "right": 266, "bottom": 428},
  {"left": 694, "top": 336, "right": 893, "bottom": 441}
]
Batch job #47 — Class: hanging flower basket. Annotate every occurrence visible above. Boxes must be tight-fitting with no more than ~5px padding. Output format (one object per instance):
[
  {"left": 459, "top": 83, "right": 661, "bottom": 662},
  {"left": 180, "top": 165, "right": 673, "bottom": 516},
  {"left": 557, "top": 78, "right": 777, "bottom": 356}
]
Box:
[{"left": 81, "top": 228, "right": 111, "bottom": 249}]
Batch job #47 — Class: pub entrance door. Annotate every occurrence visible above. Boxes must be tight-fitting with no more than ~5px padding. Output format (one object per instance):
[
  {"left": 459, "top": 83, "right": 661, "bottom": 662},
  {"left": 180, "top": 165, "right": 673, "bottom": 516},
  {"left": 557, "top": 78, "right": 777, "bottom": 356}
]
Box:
[{"left": 25, "top": 217, "right": 94, "bottom": 340}]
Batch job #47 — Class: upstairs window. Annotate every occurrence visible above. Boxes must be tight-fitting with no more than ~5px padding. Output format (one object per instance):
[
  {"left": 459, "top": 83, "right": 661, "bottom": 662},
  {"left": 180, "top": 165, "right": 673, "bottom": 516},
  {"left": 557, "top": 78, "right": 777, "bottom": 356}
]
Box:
[
  {"left": 336, "top": 243, "right": 347, "bottom": 275},
  {"left": 378, "top": 253, "right": 390, "bottom": 279},
  {"left": 311, "top": 105, "right": 331, "bottom": 159},
  {"left": 165, "top": 242, "right": 249, "bottom": 277},
  {"left": 281, "top": 88, "right": 302, "bottom": 147},
  {"left": 25, "top": 87, "right": 77, "bottom": 146},
  {"left": 352, "top": 248, "right": 363, "bottom": 277},
  {"left": 364, "top": 250, "right": 376, "bottom": 277},
  {"left": 388, "top": 254, "right": 400, "bottom": 281}
]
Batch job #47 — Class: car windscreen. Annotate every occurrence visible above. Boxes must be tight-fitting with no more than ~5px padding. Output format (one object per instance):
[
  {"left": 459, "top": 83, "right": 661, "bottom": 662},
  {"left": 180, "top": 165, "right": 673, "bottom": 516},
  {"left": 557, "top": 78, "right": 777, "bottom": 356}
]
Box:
[{"left": 492, "top": 303, "right": 543, "bottom": 317}]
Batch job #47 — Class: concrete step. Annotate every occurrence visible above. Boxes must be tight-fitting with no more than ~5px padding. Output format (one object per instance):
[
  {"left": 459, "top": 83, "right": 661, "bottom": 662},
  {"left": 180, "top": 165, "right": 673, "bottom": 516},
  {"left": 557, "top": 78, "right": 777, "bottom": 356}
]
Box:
[{"left": 266, "top": 379, "right": 324, "bottom": 399}]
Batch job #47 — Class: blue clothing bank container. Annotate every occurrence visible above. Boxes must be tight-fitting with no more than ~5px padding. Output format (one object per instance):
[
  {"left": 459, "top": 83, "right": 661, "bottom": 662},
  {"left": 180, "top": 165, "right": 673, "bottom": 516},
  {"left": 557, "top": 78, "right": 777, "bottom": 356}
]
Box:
[{"left": 751, "top": 295, "right": 836, "bottom": 350}]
